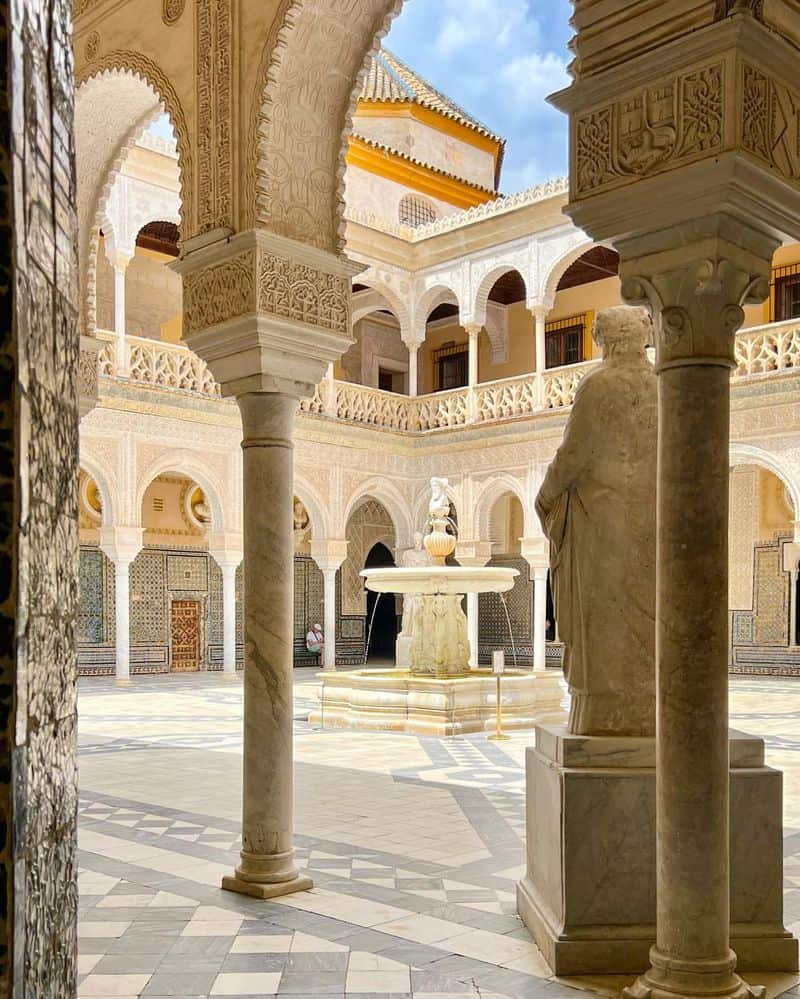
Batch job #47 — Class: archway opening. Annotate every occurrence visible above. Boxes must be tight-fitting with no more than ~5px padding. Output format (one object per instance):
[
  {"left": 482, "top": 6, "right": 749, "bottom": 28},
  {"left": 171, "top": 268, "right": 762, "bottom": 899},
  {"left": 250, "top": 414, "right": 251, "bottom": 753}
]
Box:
[
  {"left": 347, "top": 286, "right": 407, "bottom": 392},
  {"left": 729, "top": 463, "right": 798, "bottom": 671},
  {"left": 364, "top": 542, "right": 399, "bottom": 664},
  {"left": 479, "top": 492, "right": 531, "bottom": 666}
]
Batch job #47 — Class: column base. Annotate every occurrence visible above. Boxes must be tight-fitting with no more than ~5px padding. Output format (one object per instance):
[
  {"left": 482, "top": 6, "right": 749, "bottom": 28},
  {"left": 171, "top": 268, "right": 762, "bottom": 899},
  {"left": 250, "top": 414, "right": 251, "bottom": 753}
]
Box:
[
  {"left": 622, "top": 950, "right": 765, "bottom": 999},
  {"left": 222, "top": 873, "right": 313, "bottom": 900},
  {"left": 221, "top": 671, "right": 240, "bottom": 681},
  {"left": 114, "top": 678, "right": 133, "bottom": 686}
]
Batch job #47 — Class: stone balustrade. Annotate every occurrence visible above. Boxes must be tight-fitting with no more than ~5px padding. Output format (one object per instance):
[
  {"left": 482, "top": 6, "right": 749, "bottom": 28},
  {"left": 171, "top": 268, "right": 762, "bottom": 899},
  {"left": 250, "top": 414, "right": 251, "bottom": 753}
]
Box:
[{"left": 93, "top": 319, "right": 800, "bottom": 431}]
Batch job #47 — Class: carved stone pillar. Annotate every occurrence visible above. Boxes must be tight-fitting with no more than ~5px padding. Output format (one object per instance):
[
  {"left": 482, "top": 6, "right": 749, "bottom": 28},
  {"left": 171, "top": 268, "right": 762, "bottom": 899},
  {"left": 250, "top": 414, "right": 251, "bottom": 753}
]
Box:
[
  {"left": 456, "top": 541, "right": 493, "bottom": 667},
  {"left": 178, "top": 228, "right": 359, "bottom": 899},
  {"left": 100, "top": 527, "right": 144, "bottom": 685},
  {"left": 311, "top": 540, "right": 348, "bottom": 671},
  {"left": 549, "top": 5, "right": 800, "bottom": 990},
  {"left": 79, "top": 333, "right": 101, "bottom": 419}
]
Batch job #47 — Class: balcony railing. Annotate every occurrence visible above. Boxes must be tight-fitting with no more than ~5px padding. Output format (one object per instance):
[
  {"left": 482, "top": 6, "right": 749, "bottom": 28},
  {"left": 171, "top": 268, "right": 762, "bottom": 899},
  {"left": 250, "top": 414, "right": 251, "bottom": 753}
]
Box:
[{"left": 95, "top": 318, "right": 800, "bottom": 432}]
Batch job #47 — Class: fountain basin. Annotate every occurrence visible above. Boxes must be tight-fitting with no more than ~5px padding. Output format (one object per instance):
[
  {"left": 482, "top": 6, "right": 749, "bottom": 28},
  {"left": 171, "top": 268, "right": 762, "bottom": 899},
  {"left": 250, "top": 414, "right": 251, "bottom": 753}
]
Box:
[
  {"left": 309, "top": 668, "right": 565, "bottom": 737},
  {"left": 362, "top": 566, "right": 518, "bottom": 595}
]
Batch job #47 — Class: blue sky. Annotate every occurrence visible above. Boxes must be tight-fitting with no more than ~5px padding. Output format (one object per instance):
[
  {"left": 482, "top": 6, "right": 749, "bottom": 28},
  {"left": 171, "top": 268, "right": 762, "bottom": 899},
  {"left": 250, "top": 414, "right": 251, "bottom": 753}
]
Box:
[{"left": 384, "top": 0, "right": 573, "bottom": 194}]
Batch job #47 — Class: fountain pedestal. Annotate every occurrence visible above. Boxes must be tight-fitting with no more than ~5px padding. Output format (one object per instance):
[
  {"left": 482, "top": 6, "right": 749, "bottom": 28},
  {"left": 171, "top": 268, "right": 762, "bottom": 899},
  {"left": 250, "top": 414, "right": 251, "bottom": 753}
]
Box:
[{"left": 310, "top": 566, "right": 565, "bottom": 737}]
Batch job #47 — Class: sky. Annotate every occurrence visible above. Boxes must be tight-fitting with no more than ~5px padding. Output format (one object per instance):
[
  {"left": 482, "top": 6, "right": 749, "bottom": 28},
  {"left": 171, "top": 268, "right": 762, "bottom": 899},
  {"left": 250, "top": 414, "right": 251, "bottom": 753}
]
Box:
[{"left": 384, "top": 0, "right": 573, "bottom": 194}]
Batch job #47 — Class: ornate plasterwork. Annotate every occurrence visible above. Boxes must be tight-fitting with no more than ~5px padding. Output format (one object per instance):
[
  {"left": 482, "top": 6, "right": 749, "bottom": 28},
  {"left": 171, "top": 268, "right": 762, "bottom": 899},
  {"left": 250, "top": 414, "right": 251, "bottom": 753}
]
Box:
[
  {"left": 162, "top": 0, "right": 185, "bottom": 25},
  {"left": 574, "top": 62, "right": 725, "bottom": 196},
  {"left": 252, "top": 0, "right": 403, "bottom": 253},
  {"left": 75, "top": 58, "right": 193, "bottom": 331},
  {"left": 741, "top": 62, "right": 800, "bottom": 182},
  {"left": 195, "top": 0, "right": 233, "bottom": 232},
  {"left": 183, "top": 247, "right": 351, "bottom": 337}
]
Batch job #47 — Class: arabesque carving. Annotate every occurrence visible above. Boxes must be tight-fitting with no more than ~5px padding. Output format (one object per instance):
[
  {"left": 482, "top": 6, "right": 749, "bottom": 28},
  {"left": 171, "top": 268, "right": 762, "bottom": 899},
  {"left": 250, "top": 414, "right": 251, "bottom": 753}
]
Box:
[
  {"left": 741, "top": 62, "right": 800, "bottom": 182},
  {"left": 195, "top": 0, "right": 233, "bottom": 232},
  {"left": 575, "top": 62, "right": 725, "bottom": 195},
  {"left": 183, "top": 251, "right": 256, "bottom": 335},
  {"left": 162, "top": 0, "right": 185, "bottom": 24}
]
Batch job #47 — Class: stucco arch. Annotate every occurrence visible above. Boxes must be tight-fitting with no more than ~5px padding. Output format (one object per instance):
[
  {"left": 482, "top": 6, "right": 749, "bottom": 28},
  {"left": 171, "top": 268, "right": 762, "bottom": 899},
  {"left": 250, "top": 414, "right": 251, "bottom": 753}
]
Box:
[
  {"left": 539, "top": 236, "right": 601, "bottom": 308},
  {"left": 352, "top": 281, "right": 407, "bottom": 329},
  {"left": 135, "top": 451, "right": 228, "bottom": 532},
  {"left": 730, "top": 443, "right": 800, "bottom": 517},
  {"left": 251, "top": 0, "right": 404, "bottom": 251},
  {"left": 75, "top": 61, "right": 190, "bottom": 333},
  {"left": 474, "top": 475, "right": 529, "bottom": 542},
  {"left": 293, "top": 472, "right": 331, "bottom": 539},
  {"left": 472, "top": 265, "right": 528, "bottom": 329},
  {"left": 342, "top": 479, "right": 413, "bottom": 548},
  {"left": 78, "top": 453, "right": 117, "bottom": 529},
  {"left": 413, "top": 284, "right": 461, "bottom": 341}
]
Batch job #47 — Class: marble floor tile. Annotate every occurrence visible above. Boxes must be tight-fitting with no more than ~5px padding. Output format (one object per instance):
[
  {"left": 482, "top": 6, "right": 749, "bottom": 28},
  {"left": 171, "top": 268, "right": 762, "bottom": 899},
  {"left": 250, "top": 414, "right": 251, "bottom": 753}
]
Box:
[{"left": 75, "top": 672, "right": 800, "bottom": 999}]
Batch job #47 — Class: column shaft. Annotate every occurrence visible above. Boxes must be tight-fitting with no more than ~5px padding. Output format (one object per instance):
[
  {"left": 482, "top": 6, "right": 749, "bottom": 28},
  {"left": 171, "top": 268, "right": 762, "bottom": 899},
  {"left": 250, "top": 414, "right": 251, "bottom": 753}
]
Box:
[
  {"left": 114, "top": 561, "right": 131, "bottom": 683},
  {"left": 467, "top": 592, "right": 479, "bottom": 668},
  {"left": 222, "top": 564, "right": 237, "bottom": 675},
  {"left": 656, "top": 363, "right": 731, "bottom": 964},
  {"left": 790, "top": 571, "right": 798, "bottom": 648},
  {"left": 113, "top": 264, "right": 129, "bottom": 375},
  {"left": 408, "top": 345, "right": 418, "bottom": 397},
  {"left": 533, "top": 569, "right": 547, "bottom": 673},
  {"left": 534, "top": 311, "right": 547, "bottom": 406},
  {"left": 223, "top": 392, "right": 312, "bottom": 898},
  {"left": 322, "top": 569, "right": 337, "bottom": 671}
]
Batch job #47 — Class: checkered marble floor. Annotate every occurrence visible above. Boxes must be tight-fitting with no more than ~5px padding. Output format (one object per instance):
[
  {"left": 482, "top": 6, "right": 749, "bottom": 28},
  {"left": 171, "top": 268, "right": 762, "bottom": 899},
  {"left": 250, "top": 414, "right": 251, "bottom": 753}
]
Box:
[{"left": 77, "top": 671, "right": 800, "bottom": 999}]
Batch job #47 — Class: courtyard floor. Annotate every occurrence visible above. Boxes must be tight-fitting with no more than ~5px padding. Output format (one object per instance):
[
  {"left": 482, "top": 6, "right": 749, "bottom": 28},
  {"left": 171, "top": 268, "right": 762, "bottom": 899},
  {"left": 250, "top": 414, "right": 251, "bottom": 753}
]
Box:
[{"left": 78, "top": 672, "right": 800, "bottom": 999}]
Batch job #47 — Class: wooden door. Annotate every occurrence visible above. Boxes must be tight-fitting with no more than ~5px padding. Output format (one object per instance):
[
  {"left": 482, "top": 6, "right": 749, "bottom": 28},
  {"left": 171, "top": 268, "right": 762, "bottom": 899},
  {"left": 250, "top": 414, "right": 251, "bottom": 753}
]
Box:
[{"left": 170, "top": 599, "right": 201, "bottom": 672}]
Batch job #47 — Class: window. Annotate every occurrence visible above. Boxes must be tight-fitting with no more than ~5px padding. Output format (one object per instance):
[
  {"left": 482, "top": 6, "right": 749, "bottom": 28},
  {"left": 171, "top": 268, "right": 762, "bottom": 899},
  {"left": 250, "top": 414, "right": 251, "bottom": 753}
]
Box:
[
  {"left": 434, "top": 342, "right": 468, "bottom": 390},
  {"left": 378, "top": 368, "right": 404, "bottom": 393},
  {"left": 398, "top": 195, "right": 438, "bottom": 228},
  {"left": 545, "top": 314, "right": 586, "bottom": 369},
  {"left": 773, "top": 265, "right": 800, "bottom": 322}
]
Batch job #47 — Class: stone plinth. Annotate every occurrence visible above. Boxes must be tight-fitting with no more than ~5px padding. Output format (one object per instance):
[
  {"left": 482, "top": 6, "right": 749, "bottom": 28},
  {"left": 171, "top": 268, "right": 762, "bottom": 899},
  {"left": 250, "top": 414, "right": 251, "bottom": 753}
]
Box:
[
  {"left": 517, "top": 725, "right": 797, "bottom": 975},
  {"left": 309, "top": 669, "right": 564, "bottom": 737}
]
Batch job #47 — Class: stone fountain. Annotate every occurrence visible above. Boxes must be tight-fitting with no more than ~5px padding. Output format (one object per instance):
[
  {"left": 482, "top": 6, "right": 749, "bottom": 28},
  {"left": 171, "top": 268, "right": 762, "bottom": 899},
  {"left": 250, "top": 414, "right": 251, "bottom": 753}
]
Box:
[{"left": 310, "top": 478, "right": 564, "bottom": 736}]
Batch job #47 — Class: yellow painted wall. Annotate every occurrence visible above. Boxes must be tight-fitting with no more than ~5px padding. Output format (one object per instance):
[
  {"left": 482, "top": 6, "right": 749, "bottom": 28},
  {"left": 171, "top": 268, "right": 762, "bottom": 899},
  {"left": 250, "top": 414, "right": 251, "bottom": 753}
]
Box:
[
  {"left": 419, "top": 322, "right": 467, "bottom": 394},
  {"left": 478, "top": 302, "right": 535, "bottom": 382},
  {"left": 758, "top": 468, "right": 794, "bottom": 541},
  {"left": 549, "top": 276, "right": 622, "bottom": 361}
]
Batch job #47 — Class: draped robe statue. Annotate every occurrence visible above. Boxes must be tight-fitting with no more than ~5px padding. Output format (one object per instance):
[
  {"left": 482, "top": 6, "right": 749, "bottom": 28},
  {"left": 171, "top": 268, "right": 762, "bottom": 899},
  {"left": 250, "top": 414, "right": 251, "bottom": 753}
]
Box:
[{"left": 535, "top": 306, "right": 657, "bottom": 737}]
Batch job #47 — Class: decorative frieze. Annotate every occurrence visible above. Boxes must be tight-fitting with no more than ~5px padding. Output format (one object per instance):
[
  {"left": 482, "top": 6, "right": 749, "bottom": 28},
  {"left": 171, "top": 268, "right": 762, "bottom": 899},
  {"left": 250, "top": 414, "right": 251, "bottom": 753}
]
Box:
[
  {"left": 182, "top": 244, "right": 351, "bottom": 337},
  {"left": 575, "top": 61, "right": 726, "bottom": 196},
  {"left": 195, "top": 0, "right": 233, "bottom": 233},
  {"left": 741, "top": 61, "right": 800, "bottom": 181}
]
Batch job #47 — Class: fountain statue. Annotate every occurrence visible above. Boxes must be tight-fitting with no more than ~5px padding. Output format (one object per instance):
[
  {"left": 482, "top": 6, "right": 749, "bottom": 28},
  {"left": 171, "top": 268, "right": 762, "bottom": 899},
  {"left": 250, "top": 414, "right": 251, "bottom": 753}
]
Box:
[{"left": 310, "top": 477, "right": 565, "bottom": 735}]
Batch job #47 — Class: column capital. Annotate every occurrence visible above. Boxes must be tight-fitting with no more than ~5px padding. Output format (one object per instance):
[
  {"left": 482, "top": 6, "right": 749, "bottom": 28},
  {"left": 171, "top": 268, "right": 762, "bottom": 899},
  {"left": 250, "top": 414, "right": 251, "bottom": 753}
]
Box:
[
  {"left": 464, "top": 323, "right": 482, "bottom": 339},
  {"left": 520, "top": 536, "right": 548, "bottom": 570},
  {"left": 176, "top": 228, "right": 361, "bottom": 399},
  {"left": 401, "top": 335, "right": 422, "bottom": 352},
  {"left": 618, "top": 216, "right": 776, "bottom": 370},
  {"left": 99, "top": 526, "right": 144, "bottom": 566},
  {"left": 528, "top": 302, "right": 553, "bottom": 320},
  {"left": 455, "top": 539, "right": 493, "bottom": 567},
  {"left": 310, "top": 539, "right": 348, "bottom": 573}
]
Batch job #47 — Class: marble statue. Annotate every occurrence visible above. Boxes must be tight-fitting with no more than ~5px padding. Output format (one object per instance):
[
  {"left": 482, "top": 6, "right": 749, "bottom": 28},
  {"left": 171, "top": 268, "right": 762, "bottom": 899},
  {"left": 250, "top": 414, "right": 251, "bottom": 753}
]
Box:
[
  {"left": 535, "top": 306, "right": 657, "bottom": 737},
  {"left": 429, "top": 477, "right": 450, "bottom": 520},
  {"left": 399, "top": 532, "right": 429, "bottom": 639}
]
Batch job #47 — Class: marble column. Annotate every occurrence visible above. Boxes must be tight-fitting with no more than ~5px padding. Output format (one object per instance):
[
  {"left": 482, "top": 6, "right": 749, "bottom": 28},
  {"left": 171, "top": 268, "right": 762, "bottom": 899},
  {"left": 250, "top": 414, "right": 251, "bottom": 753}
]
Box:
[
  {"left": 466, "top": 323, "right": 481, "bottom": 423},
  {"left": 790, "top": 571, "right": 798, "bottom": 648},
  {"left": 521, "top": 538, "right": 550, "bottom": 675},
  {"left": 456, "top": 541, "right": 492, "bottom": 668},
  {"left": 311, "top": 540, "right": 349, "bottom": 672},
  {"left": 99, "top": 526, "right": 143, "bottom": 685},
  {"left": 221, "top": 564, "right": 238, "bottom": 674},
  {"left": 532, "top": 566, "right": 548, "bottom": 674},
  {"left": 406, "top": 340, "right": 420, "bottom": 397},
  {"left": 619, "top": 222, "right": 777, "bottom": 999},
  {"left": 111, "top": 254, "right": 132, "bottom": 376},
  {"left": 324, "top": 362, "right": 337, "bottom": 417},
  {"left": 532, "top": 307, "right": 548, "bottom": 406},
  {"left": 221, "top": 392, "right": 313, "bottom": 899}
]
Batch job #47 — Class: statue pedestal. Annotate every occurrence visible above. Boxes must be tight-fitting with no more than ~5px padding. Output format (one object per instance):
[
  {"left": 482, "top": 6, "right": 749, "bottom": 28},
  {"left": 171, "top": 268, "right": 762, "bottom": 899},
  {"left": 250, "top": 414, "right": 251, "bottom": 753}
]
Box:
[{"left": 517, "top": 725, "right": 797, "bottom": 975}]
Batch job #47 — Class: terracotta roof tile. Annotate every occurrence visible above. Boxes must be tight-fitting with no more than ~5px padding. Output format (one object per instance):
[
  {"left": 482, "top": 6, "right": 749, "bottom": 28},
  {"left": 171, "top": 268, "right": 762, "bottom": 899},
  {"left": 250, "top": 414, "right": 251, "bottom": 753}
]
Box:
[{"left": 360, "top": 49, "right": 505, "bottom": 147}]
